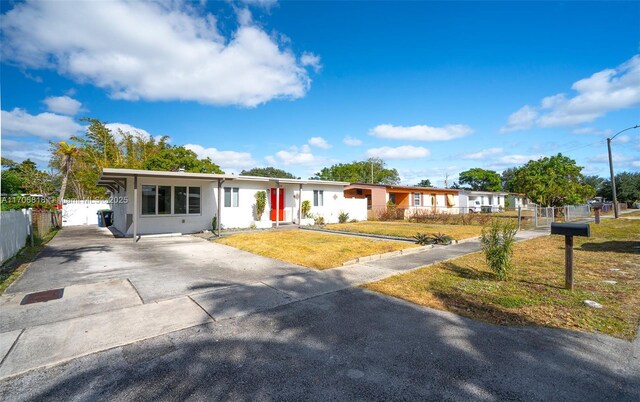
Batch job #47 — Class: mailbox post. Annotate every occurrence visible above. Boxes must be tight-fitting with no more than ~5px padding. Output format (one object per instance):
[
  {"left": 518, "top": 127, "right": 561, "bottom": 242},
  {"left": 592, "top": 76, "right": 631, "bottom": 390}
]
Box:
[
  {"left": 591, "top": 202, "right": 603, "bottom": 224},
  {"left": 550, "top": 223, "right": 591, "bottom": 290}
]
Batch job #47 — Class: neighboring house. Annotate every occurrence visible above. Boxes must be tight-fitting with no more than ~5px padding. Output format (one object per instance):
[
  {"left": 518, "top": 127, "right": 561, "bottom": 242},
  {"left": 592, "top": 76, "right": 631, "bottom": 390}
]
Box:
[
  {"left": 98, "top": 168, "right": 367, "bottom": 237},
  {"left": 344, "top": 183, "right": 460, "bottom": 217},
  {"left": 506, "top": 193, "right": 530, "bottom": 209},
  {"left": 458, "top": 190, "right": 508, "bottom": 213}
]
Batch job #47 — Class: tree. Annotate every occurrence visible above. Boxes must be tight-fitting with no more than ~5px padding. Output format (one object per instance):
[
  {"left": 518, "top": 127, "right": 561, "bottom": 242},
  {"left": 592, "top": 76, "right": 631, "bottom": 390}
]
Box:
[
  {"left": 458, "top": 168, "right": 502, "bottom": 191},
  {"left": 1, "top": 158, "right": 22, "bottom": 195},
  {"left": 584, "top": 175, "right": 605, "bottom": 195},
  {"left": 240, "top": 167, "right": 297, "bottom": 179},
  {"left": 4, "top": 159, "right": 55, "bottom": 197},
  {"left": 597, "top": 172, "right": 640, "bottom": 204},
  {"left": 61, "top": 118, "right": 224, "bottom": 198},
  {"left": 415, "top": 179, "right": 432, "bottom": 187},
  {"left": 52, "top": 141, "right": 79, "bottom": 203},
  {"left": 501, "top": 167, "right": 518, "bottom": 192},
  {"left": 143, "top": 146, "right": 223, "bottom": 173},
  {"left": 509, "top": 154, "right": 594, "bottom": 207},
  {"left": 312, "top": 158, "right": 400, "bottom": 184}
]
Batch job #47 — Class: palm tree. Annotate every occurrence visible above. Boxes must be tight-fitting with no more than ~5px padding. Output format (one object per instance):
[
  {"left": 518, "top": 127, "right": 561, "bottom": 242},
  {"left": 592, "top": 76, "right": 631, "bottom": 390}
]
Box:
[{"left": 54, "top": 141, "right": 79, "bottom": 204}]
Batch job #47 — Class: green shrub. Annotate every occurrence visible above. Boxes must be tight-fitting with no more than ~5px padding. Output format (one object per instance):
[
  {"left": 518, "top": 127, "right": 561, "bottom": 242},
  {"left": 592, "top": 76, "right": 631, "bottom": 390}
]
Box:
[
  {"left": 211, "top": 216, "right": 218, "bottom": 231},
  {"left": 301, "top": 200, "right": 311, "bottom": 218},
  {"left": 338, "top": 211, "right": 349, "bottom": 223},
  {"left": 414, "top": 232, "right": 454, "bottom": 245},
  {"left": 480, "top": 219, "right": 518, "bottom": 280},
  {"left": 255, "top": 191, "right": 266, "bottom": 220},
  {"left": 314, "top": 215, "right": 325, "bottom": 225}
]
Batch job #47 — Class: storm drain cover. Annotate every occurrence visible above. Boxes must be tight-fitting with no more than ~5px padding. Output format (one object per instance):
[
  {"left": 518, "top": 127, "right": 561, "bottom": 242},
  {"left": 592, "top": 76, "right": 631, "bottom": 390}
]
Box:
[{"left": 20, "top": 288, "right": 64, "bottom": 305}]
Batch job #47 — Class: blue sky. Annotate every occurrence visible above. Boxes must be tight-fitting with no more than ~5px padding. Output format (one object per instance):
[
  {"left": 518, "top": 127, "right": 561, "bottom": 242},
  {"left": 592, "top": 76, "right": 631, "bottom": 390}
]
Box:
[{"left": 1, "top": 0, "right": 639, "bottom": 186}]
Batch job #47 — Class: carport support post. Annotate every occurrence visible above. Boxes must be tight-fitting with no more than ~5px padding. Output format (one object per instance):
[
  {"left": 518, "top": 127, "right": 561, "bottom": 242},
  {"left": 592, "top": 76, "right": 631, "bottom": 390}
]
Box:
[
  {"left": 217, "top": 179, "right": 224, "bottom": 237},
  {"left": 298, "top": 183, "right": 303, "bottom": 224},
  {"left": 275, "top": 181, "right": 280, "bottom": 228},
  {"left": 133, "top": 175, "right": 138, "bottom": 243},
  {"left": 565, "top": 235, "right": 574, "bottom": 291}
]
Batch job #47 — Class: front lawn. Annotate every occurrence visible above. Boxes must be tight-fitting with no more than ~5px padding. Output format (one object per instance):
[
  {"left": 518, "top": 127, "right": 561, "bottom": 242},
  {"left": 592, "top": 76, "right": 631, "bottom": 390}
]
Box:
[
  {"left": 216, "top": 230, "right": 417, "bottom": 270},
  {"left": 324, "top": 221, "right": 483, "bottom": 241},
  {"left": 364, "top": 218, "right": 640, "bottom": 340}
]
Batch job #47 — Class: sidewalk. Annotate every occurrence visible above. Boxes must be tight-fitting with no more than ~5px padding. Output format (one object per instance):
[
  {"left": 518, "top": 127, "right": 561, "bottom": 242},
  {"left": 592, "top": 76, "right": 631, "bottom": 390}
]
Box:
[{"left": 0, "top": 228, "right": 550, "bottom": 379}]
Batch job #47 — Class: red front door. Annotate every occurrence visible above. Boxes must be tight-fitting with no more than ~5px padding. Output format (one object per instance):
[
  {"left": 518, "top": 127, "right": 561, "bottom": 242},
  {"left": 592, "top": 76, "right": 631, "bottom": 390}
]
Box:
[{"left": 270, "top": 188, "right": 285, "bottom": 221}]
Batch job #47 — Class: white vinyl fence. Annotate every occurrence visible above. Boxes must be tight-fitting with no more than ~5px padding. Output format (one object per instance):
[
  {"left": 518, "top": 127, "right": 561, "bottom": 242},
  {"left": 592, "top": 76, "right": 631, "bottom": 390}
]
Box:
[{"left": 0, "top": 209, "right": 31, "bottom": 264}]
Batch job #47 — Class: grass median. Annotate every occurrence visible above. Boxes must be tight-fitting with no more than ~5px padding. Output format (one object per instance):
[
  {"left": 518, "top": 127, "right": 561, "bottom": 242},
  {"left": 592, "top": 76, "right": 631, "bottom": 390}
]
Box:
[
  {"left": 216, "top": 229, "right": 417, "bottom": 270},
  {"left": 0, "top": 229, "right": 59, "bottom": 294},
  {"left": 365, "top": 218, "right": 640, "bottom": 340},
  {"left": 324, "top": 221, "right": 483, "bottom": 241}
]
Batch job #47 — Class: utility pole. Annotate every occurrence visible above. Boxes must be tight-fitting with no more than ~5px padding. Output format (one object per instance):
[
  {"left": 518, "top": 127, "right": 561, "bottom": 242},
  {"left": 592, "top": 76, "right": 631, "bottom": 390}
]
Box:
[{"left": 607, "top": 125, "right": 639, "bottom": 219}]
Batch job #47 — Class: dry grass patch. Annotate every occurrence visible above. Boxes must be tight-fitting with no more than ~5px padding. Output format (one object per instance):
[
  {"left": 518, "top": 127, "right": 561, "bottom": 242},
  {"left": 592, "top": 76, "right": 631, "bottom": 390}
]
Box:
[
  {"left": 365, "top": 218, "right": 640, "bottom": 339},
  {"left": 324, "top": 221, "right": 482, "bottom": 241},
  {"left": 216, "top": 230, "right": 417, "bottom": 270}
]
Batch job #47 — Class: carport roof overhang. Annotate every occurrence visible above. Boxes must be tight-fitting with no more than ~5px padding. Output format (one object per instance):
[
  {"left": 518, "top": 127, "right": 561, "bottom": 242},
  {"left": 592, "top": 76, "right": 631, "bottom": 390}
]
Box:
[{"left": 99, "top": 168, "right": 349, "bottom": 187}]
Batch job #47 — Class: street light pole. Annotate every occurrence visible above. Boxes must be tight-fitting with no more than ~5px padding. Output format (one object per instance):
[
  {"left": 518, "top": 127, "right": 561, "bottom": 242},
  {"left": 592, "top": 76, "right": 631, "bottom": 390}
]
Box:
[{"left": 607, "top": 125, "right": 639, "bottom": 218}]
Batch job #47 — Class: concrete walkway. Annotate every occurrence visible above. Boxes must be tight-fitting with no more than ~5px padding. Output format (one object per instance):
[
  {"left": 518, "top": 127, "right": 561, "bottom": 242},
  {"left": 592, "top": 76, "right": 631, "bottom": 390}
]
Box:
[{"left": 0, "top": 227, "right": 550, "bottom": 380}]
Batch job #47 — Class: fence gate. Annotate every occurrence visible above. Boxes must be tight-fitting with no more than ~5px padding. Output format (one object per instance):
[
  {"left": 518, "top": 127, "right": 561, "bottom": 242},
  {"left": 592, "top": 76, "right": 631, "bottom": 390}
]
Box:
[{"left": 533, "top": 205, "right": 554, "bottom": 227}]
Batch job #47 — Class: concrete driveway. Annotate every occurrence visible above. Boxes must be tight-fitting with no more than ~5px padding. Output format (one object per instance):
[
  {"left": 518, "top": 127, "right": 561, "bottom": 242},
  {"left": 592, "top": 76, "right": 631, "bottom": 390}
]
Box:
[{"left": 6, "top": 225, "right": 310, "bottom": 303}]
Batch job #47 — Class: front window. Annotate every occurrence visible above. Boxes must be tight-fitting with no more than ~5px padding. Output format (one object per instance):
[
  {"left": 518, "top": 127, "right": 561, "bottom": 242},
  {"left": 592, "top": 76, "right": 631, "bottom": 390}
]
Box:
[
  {"left": 142, "top": 185, "right": 156, "bottom": 215},
  {"left": 224, "top": 187, "right": 239, "bottom": 207},
  {"left": 189, "top": 187, "right": 201, "bottom": 213},
  {"left": 413, "top": 193, "right": 421, "bottom": 206},
  {"left": 313, "top": 190, "right": 324, "bottom": 207},
  {"left": 141, "top": 185, "right": 200, "bottom": 215},
  {"left": 158, "top": 186, "right": 171, "bottom": 215},
  {"left": 174, "top": 186, "right": 187, "bottom": 214}
]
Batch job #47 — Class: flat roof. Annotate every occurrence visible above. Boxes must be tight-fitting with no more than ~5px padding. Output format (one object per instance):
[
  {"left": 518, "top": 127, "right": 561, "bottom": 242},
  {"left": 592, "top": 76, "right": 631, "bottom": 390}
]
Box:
[
  {"left": 345, "top": 183, "right": 460, "bottom": 193},
  {"left": 99, "top": 168, "right": 349, "bottom": 186}
]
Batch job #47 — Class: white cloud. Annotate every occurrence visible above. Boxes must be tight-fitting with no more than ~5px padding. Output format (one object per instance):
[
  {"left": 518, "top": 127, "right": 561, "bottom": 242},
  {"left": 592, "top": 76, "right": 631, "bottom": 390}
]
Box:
[
  {"left": 502, "top": 55, "right": 640, "bottom": 131},
  {"left": 500, "top": 105, "right": 538, "bottom": 133},
  {"left": 369, "top": 124, "right": 473, "bottom": 141},
  {"left": 185, "top": 144, "right": 256, "bottom": 170},
  {"left": 1, "top": 139, "right": 51, "bottom": 166},
  {"left": 1, "top": 1, "right": 317, "bottom": 107},
  {"left": 497, "top": 154, "right": 544, "bottom": 165},
  {"left": 239, "top": 0, "right": 278, "bottom": 9},
  {"left": 462, "top": 147, "right": 503, "bottom": 160},
  {"left": 308, "top": 136, "right": 331, "bottom": 149},
  {"left": 300, "top": 52, "right": 322, "bottom": 72},
  {"left": 1, "top": 108, "right": 82, "bottom": 139},
  {"left": 265, "top": 144, "right": 324, "bottom": 166},
  {"left": 571, "top": 127, "right": 613, "bottom": 136},
  {"left": 43, "top": 95, "right": 83, "bottom": 115},
  {"left": 343, "top": 136, "right": 362, "bottom": 146},
  {"left": 366, "top": 145, "right": 430, "bottom": 160},
  {"left": 586, "top": 153, "right": 633, "bottom": 164},
  {"left": 105, "top": 123, "right": 154, "bottom": 140}
]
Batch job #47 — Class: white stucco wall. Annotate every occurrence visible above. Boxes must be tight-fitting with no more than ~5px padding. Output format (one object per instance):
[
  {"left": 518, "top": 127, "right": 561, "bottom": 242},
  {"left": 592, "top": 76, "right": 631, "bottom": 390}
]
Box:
[
  {"left": 62, "top": 200, "right": 110, "bottom": 226},
  {"left": 108, "top": 175, "right": 366, "bottom": 235}
]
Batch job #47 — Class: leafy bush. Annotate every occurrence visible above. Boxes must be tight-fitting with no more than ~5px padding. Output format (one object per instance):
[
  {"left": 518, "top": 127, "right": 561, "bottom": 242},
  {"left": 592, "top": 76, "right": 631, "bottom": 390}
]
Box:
[
  {"left": 314, "top": 215, "right": 325, "bottom": 225},
  {"left": 407, "top": 209, "right": 493, "bottom": 226},
  {"left": 338, "top": 211, "right": 349, "bottom": 223},
  {"left": 414, "top": 232, "right": 454, "bottom": 245},
  {"left": 254, "top": 191, "right": 266, "bottom": 220},
  {"left": 374, "top": 206, "right": 405, "bottom": 221},
  {"left": 301, "top": 200, "right": 311, "bottom": 218},
  {"left": 480, "top": 219, "right": 518, "bottom": 280},
  {"left": 211, "top": 216, "right": 218, "bottom": 231}
]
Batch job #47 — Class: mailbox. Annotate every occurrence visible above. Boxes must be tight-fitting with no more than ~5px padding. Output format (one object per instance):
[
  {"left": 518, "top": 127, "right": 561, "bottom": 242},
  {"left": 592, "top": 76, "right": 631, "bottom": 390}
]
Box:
[
  {"left": 550, "top": 223, "right": 590, "bottom": 238},
  {"left": 550, "top": 222, "right": 590, "bottom": 291}
]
